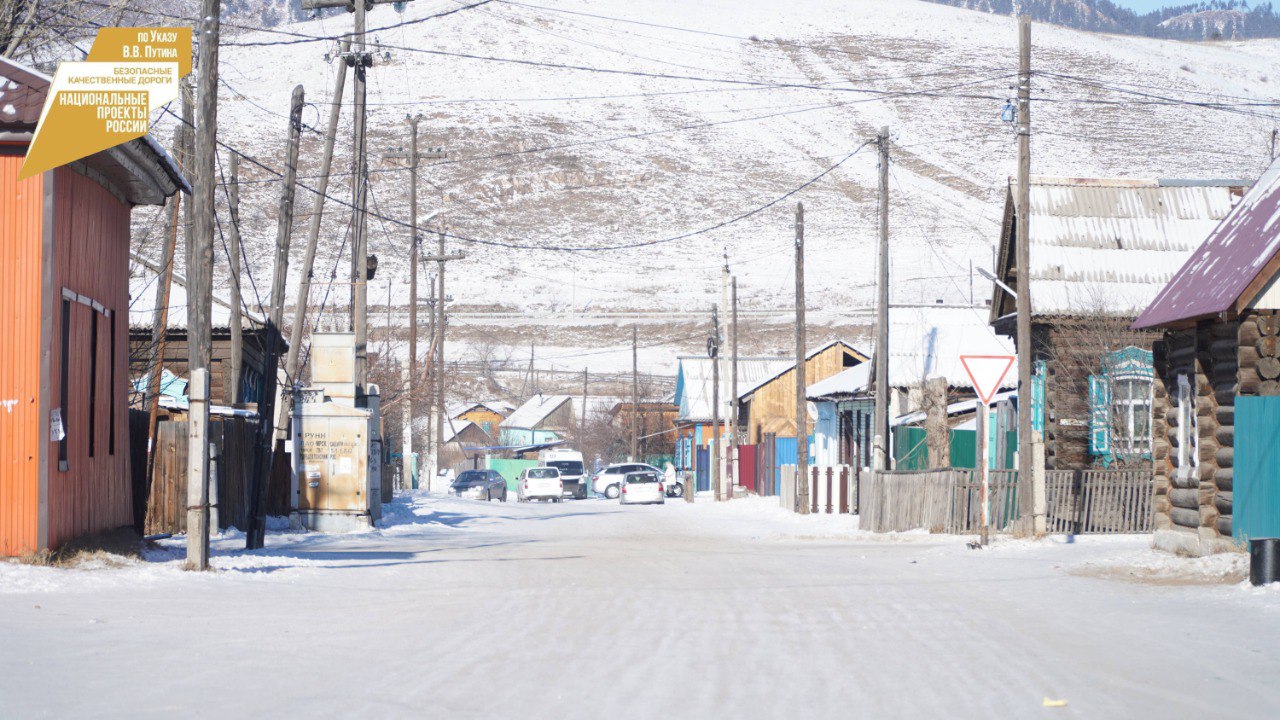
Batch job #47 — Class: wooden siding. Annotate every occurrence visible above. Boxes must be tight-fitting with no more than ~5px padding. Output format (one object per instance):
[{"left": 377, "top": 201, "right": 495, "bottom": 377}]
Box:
[
  {"left": 128, "top": 328, "right": 267, "bottom": 406},
  {"left": 0, "top": 152, "right": 45, "bottom": 556},
  {"left": 44, "top": 166, "right": 133, "bottom": 550},
  {"left": 457, "top": 407, "right": 504, "bottom": 441},
  {"left": 745, "top": 344, "right": 862, "bottom": 443}
]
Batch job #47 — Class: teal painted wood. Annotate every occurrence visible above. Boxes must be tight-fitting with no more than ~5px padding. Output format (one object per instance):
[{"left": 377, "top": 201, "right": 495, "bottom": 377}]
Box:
[{"left": 1235, "top": 397, "right": 1280, "bottom": 542}]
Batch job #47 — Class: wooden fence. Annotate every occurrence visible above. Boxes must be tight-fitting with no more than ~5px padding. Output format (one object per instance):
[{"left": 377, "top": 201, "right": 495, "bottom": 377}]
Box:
[
  {"left": 859, "top": 468, "right": 1153, "bottom": 535},
  {"left": 141, "top": 418, "right": 289, "bottom": 535},
  {"left": 1044, "top": 469, "right": 1154, "bottom": 535}
]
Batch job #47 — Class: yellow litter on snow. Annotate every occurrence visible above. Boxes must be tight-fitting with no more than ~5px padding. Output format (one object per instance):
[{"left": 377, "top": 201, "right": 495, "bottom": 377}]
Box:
[{"left": 1043, "top": 698, "right": 1068, "bottom": 708}]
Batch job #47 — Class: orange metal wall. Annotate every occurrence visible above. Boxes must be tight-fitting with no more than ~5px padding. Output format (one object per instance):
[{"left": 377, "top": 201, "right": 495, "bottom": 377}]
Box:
[
  {"left": 0, "top": 152, "right": 44, "bottom": 556},
  {"left": 45, "top": 167, "right": 134, "bottom": 549}
]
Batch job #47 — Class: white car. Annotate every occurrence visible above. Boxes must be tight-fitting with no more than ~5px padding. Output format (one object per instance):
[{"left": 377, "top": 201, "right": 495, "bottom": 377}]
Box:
[
  {"left": 517, "top": 467, "right": 563, "bottom": 503},
  {"left": 592, "top": 463, "right": 665, "bottom": 499},
  {"left": 620, "top": 471, "right": 665, "bottom": 505}
]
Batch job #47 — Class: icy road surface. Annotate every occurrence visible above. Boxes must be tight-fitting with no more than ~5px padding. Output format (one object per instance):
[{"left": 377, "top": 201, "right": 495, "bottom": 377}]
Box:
[{"left": 2, "top": 492, "right": 1278, "bottom": 719}]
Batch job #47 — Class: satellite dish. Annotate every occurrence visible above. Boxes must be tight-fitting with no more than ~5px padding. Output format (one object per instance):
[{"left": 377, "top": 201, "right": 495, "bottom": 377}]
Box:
[{"left": 807, "top": 401, "right": 818, "bottom": 420}]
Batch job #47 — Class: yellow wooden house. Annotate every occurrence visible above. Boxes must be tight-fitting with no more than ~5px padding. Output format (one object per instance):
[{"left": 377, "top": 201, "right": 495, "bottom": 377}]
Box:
[{"left": 740, "top": 340, "right": 867, "bottom": 443}]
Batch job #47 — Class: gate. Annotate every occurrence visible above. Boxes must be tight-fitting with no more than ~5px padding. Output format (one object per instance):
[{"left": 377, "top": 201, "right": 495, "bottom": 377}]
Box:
[
  {"left": 737, "top": 444, "right": 758, "bottom": 493},
  {"left": 1235, "top": 397, "right": 1280, "bottom": 542},
  {"left": 695, "top": 447, "right": 710, "bottom": 492}
]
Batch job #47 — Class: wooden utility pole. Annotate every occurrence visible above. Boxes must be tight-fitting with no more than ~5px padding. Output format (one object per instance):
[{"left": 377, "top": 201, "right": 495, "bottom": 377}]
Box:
[
  {"left": 350, "top": 0, "right": 371, "bottom": 395},
  {"left": 430, "top": 227, "right": 464, "bottom": 486},
  {"left": 247, "top": 85, "right": 305, "bottom": 550},
  {"left": 581, "top": 368, "right": 588, "bottom": 444},
  {"left": 284, "top": 40, "right": 349, "bottom": 393},
  {"left": 144, "top": 124, "right": 184, "bottom": 470},
  {"left": 1015, "top": 15, "right": 1042, "bottom": 536},
  {"left": 873, "top": 127, "right": 891, "bottom": 474},
  {"left": 731, "top": 275, "right": 739, "bottom": 482},
  {"left": 720, "top": 250, "right": 731, "bottom": 498},
  {"left": 794, "top": 202, "right": 809, "bottom": 514},
  {"left": 186, "top": 1, "right": 221, "bottom": 571},
  {"left": 631, "top": 324, "right": 639, "bottom": 460},
  {"left": 710, "top": 304, "right": 722, "bottom": 502},
  {"left": 226, "top": 152, "right": 243, "bottom": 405}
]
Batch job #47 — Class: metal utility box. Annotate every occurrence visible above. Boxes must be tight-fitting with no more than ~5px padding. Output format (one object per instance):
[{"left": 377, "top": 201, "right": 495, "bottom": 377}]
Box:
[
  {"left": 290, "top": 398, "right": 376, "bottom": 532},
  {"left": 309, "top": 332, "right": 358, "bottom": 405}
]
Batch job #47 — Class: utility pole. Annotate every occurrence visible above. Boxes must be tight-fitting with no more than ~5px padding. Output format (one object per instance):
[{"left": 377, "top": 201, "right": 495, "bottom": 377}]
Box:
[
  {"left": 873, "top": 127, "right": 891, "bottom": 474},
  {"left": 430, "top": 225, "right": 464, "bottom": 486},
  {"left": 631, "top": 325, "right": 639, "bottom": 461},
  {"left": 720, "top": 250, "right": 731, "bottom": 499},
  {"left": 710, "top": 304, "right": 722, "bottom": 502},
  {"left": 581, "top": 368, "right": 588, "bottom": 445},
  {"left": 226, "top": 152, "right": 243, "bottom": 405},
  {"left": 794, "top": 202, "right": 809, "bottom": 515},
  {"left": 731, "top": 275, "right": 739, "bottom": 482},
  {"left": 385, "top": 117, "right": 446, "bottom": 492},
  {"left": 186, "top": 0, "right": 221, "bottom": 571},
  {"left": 349, "top": 0, "right": 371, "bottom": 396},
  {"left": 1271, "top": 128, "right": 1277, "bottom": 161},
  {"left": 1015, "top": 15, "right": 1043, "bottom": 537},
  {"left": 144, "top": 123, "right": 184, "bottom": 483},
  {"left": 284, "top": 40, "right": 349, "bottom": 395},
  {"left": 248, "top": 85, "right": 305, "bottom": 551}
]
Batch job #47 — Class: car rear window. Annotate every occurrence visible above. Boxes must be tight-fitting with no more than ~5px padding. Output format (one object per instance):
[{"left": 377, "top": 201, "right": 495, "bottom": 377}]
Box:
[
  {"left": 548, "top": 460, "right": 584, "bottom": 475},
  {"left": 528, "top": 468, "right": 558, "bottom": 478},
  {"left": 626, "top": 472, "right": 660, "bottom": 483}
]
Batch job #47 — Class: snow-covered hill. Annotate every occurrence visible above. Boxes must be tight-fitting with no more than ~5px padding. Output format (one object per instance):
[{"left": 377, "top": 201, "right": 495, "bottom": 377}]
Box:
[{"left": 135, "top": 0, "right": 1280, "bottom": 366}]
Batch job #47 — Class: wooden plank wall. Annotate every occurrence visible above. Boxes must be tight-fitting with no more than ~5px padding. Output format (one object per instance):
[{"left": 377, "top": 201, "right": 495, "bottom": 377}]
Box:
[
  {"left": 0, "top": 152, "right": 44, "bottom": 556},
  {"left": 746, "top": 344, "right": 863, "bottom": 443},
  {"left": 45, "top": 167, "right": 133, "bottom": 550},
  {"left": 144, "top": 418, "right": 261, "bottom": 535}
]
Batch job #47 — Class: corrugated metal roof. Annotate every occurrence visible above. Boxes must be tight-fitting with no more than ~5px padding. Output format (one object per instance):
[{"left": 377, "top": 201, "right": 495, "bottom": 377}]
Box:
[
  {"left": 675, "top": 356, "right": 792, "bottom": 422},
  {"left": 501, "top": 394, "right": 572, "bottom": 430},
  {"left": 129, "top": 254, "right": 264, "bottom": 331},
  {"left": 1010, "top": 176, "right": 1243, "bottom": 317},
  {"left": 1135, "top": 157, "right": 1280, "bottom": 328}
]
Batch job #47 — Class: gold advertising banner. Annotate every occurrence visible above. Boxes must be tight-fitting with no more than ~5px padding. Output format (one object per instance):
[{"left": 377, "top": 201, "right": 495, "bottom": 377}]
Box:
[{"left": 18, "top": 27, "right": 192, "bottom": 180}]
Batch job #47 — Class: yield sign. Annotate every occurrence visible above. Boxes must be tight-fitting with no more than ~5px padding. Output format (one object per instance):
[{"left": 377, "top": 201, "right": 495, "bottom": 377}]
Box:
[{"left": 960, "top": 355, "right": 1016, "bottom": 405}]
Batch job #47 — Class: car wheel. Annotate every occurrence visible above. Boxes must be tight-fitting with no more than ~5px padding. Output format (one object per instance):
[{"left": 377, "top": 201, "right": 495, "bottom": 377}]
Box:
[
  {"left": 605, "top": 484, "right": 620, "bottom": 500},
  {"left": 502, "top": 490, "right": 508, "bottom": 502}
]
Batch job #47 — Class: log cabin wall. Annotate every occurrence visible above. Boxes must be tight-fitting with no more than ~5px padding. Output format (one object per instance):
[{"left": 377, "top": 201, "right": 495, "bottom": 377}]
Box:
[
  {"left": 1151, "top": 316, "right": 1252, "bottom": 556},
  {"left": 1039, "top": 320, "right": 1158, "bottom": 470},
  {"left": 128, "top": 328, "right": 267, "bottom": 406}
]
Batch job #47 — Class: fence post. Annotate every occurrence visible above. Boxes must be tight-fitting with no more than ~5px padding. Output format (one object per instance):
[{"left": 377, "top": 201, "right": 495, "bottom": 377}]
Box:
[
  {"left": 839, "top": 466, "right": 849, "bottom": 513},
  {"left": 825, "top": 467, "right": 833, "bottom": 514}
]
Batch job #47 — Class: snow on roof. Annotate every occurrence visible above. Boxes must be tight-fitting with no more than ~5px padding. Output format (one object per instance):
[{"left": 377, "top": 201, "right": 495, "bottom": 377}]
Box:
[
  {"left": 892, "top": 390, "right": 1017, "bottom": 427},
  {"left": 501, "top": 394, "right": 573, "bottom": 430},
  {"left": 888, "top": 306, "right": 1015, "bottom": 389},
  {"left": 675, "top": 356, "right": 793, "bottom": 422},
  {"left": 129, "top": 254, "right": 263, "bottom": 331},
  {"left": 1135, "top": 158, "right": 1280, "bottom": 328},
  {"left": 808, "top": 307, "right": 1013, "bottom": 398},
  {"left": 998, "top": 176, "right": 1243, "bottom": 318},
  {"left": 571, "top": 395, "right": 622, "bottom": 421},
  {"left": 449, "top": 400, "right": 516, "bottom": 418},
  {"left": 443, "top": 419, "right": 476, "bottom": 443},
  {"left": 738, "top": 340, "right": 867, "bottom": 399}
]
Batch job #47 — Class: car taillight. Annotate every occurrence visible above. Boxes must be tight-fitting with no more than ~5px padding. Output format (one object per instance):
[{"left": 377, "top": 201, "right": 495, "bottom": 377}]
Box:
[
  {"left": 658, "top": 484, "right": 664, "bottom": 493},
  {"left": 622, "top": 485, "right": 627, "bottom": 494}
]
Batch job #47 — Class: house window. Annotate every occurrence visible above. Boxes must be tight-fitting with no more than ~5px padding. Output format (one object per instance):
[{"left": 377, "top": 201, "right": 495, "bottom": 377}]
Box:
[
  {"left": 1112, "top": 377, "right": 1153, "bottom": 457},
  {"left": 1176, "top": 373, "right": 1198, "bottom": 476}
]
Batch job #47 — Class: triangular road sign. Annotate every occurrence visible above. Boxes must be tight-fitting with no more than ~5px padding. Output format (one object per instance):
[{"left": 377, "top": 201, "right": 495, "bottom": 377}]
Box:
[{"left": 960, "top": 355, "right": 1016, "bottom": 405}]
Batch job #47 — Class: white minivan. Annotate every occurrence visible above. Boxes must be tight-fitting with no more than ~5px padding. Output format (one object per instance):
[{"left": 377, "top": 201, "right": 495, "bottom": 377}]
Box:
[
  {"left": 517, "top": 467, "right": 563, "bottom": 503},
  {"left": 540, "top": 449, "right": 587, "bottom": 499},
  {"left": 620, "top": 470, "right": 665, "bottom": 505}
]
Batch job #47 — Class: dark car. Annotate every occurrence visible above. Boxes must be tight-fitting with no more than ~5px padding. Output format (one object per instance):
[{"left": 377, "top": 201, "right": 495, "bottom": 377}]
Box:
[{"left": 451, "top": 469, "right": 508, "bottom": 502}]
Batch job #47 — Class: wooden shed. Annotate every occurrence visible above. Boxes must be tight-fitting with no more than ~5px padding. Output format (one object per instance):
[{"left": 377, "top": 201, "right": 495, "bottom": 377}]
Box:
[
  {"left": 990, "top": 176, "right": 1244, "bottom": 470},
  {"left": 738, "top": 340, "right": 867, "bottom": 443},
  {"left": 0, "top": 57, "right": 187, "bottom": 556},
  {"left": 1135, "top": 158, "right": 1280, "bottom": 556}
]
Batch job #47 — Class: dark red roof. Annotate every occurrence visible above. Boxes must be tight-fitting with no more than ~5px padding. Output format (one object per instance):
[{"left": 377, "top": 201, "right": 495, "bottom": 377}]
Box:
[{"left": 1133, "top": 159, "right": 1280, "bottom": 329}]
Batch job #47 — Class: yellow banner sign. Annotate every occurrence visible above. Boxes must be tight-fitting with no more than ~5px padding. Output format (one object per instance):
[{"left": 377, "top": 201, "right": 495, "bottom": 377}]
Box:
[{"left": 18, "top": 27, "right": 192, "bottom": 180}]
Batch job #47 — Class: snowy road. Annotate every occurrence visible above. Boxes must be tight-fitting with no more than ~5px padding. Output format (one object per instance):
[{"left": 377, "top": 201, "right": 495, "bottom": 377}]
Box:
[{"left": 2, "top": 492, "right": 1278, "bottom": 719}]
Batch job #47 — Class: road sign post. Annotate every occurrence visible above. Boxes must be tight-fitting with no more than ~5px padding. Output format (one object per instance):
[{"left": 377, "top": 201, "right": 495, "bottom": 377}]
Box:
[{"left": 961, "top": 355, "right": 1016, "bottom": 545}]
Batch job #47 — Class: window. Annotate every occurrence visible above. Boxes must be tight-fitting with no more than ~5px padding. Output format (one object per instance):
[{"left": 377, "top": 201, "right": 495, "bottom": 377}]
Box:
[
  {"left": 1176, "top": 373, "right": 1198, "bottom": 477},
  {"left": 1112, "top": 377, "right": 1153, "bottom": 457}
]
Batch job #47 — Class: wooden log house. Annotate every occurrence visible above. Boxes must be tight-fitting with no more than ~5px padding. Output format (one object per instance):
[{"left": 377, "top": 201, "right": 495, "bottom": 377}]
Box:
[
  {"left": 989, "top": 176, "right": 1245, "bottom": 470},
  {"left": 1135, "top": 158, "right": 1280, "bottom": 556}
]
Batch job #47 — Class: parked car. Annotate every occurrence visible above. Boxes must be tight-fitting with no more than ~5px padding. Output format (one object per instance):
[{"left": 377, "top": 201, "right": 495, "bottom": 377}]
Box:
[
  {"left": 517, "top": 467, "right": 563, "bottom": 503},
  {"left": 436, "top": 467, "right": 456, "bottom": 486},
  {"left": 591, "top": 462, "right": 667, "bottom": 499},
  {"left": 541, "top": 449, "right": 587, "bottom": 499},
  {"left": 620, "top": 470, "right": 665, "bottom": 505},
  {"left": 451, "top": 469, "right": 507, "bottom": 502}
]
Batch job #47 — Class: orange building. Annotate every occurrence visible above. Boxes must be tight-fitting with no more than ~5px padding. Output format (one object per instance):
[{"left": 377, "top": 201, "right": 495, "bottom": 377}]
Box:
[{"left": 0, "top": 58, "right": 187, "bottom": 556}]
